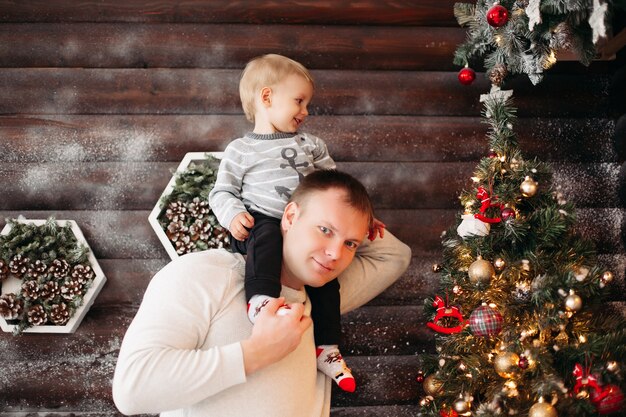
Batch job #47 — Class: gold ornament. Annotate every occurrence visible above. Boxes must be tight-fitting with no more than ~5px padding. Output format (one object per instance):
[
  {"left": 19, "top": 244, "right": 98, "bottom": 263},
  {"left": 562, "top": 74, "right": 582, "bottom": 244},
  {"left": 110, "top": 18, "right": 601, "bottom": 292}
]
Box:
[
  {"left": 468, "top": 257, "right": 495, "bottom": 285},
  {"left": 576, "top": 389, "right": 589, "bottom": 399},
  {"left": 432, "top": 263, "right": 442, "bottom": 273},
  {"left": 601, "top": 271, "right": 614, "bottom": 284},
  {"left": 423, "top": 374, "right": 443, "bottom": 396},
  {"left": 520, "top": 176, "right": 538, "bottom": 197},
  {"left": 528, "top": 400, "right": 558, "bottom": 417},
  {"left": 494, "top": 257, "right": 506, "bottom": 271},
  {"left": 564, "top": 290, "right": 582, "bottom": 312},
  {"left": 453, "top": 395, "right": 471, "bottom": 413},
  {"left": 494, "top": 352, "right": 520, "bottom": 378}
]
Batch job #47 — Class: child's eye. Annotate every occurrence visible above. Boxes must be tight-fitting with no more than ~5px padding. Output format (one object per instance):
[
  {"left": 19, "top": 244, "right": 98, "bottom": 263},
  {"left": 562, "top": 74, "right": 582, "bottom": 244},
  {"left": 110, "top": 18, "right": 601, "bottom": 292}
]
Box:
[
  {"left": 296, "top": 99, "right": 303, "bottom": 104},
  {"left": 319, "top": 226, "right": 331, "bottom": 235}
]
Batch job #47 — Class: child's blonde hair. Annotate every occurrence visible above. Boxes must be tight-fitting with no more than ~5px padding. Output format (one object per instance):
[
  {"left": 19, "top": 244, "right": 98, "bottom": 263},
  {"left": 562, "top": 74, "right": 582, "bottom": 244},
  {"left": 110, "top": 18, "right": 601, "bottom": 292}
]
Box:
[{"left": 239, "top": 54, "right": 314, "bottom": 122}]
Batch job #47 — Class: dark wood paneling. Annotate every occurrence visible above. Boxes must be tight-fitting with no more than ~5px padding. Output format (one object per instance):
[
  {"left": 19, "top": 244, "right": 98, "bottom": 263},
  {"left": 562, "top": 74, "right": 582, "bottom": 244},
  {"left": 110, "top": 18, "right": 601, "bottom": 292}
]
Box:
[
  {"left": 0, "top": 116, "right": 616, "bottom": 163},
  {"left": 0, "top": 0, "right": 458, "bottom": 25},
  {"left": 0, "top": 162, "right": 621, "bottom": 210},
  {"left": 0, "top": 69, "right": 611, "bottom": 117},
  {"left": 330, "top": 405, "right": 418, "bottom": 417},
  {"left": 0, "top": 23, "right": 464, "bottom": 70}
]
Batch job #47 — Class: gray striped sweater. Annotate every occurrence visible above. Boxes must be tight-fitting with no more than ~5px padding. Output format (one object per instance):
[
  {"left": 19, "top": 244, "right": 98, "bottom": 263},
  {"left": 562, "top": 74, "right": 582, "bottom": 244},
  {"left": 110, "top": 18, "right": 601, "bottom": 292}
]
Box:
[{"left": 209, "top": 132, "right": 336, "bottom": 230}]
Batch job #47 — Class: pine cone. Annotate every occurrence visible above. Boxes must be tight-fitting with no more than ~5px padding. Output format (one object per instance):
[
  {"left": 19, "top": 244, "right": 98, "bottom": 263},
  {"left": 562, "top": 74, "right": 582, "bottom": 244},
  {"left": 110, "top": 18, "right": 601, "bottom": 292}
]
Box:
[
  {"left": 49, "top": 303, "right": 70, "bottom": 325},
  {"left": 21, "top": 280, "right": 41, "bottom": 301},
  {"left": 26, "top": 259, "right": 48, "bottom": 279},
  {"left": 9, "top": 254, "right": 30, "bottom": 278},
  {"left": 0, "top": 293, "right": 23, "bottom": 319},
  {"left": 554, "top": 22, "right": 573, "bottom": 50},
  {"left": 27, "top": 303, "right": 47, "bottom": 326},
  {"left": 188, "top": 197, "right": 209, "bottom": 219},
  {"left": 210, "top": 227, "right": 230, "bottom": 249},
  {"left": 61, "top": 279, "right": 83, "bottom": 301},
  {"left": 488, "top": 64, "right": 508, "bottom": 86},
  {"left": 166, "top": 220, "right": 189, "bottom": 241},
  {"left": 0, "top": 259, "right": 8, "bottom": 281},
  {"left": 40, "top": 280, "right": 61, "bottom": 301},
  {"left": 165, "top": 201, "right": 187, "bottom": 222},
  {"left": 71, "top": 264, "right": 95, "bottom": 285},
  {"left": 516, "top": 0, "right": 529, "bottom": 7},
  {"left": 188, "top": 219, "right": 206, "bottom": 241},
  {"left": 174, "top": 235, "right": 195, "bottom": 255},
  {"left": 48, "top": 258, "right": 71, "bottom": 278}
]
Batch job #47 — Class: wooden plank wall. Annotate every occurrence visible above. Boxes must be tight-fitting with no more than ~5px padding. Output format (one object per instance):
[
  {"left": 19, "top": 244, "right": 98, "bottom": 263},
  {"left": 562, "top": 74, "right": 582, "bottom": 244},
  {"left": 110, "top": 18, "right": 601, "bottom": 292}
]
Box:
[{"left": 0, "top": 1, "right": 624, "bottom": 416}]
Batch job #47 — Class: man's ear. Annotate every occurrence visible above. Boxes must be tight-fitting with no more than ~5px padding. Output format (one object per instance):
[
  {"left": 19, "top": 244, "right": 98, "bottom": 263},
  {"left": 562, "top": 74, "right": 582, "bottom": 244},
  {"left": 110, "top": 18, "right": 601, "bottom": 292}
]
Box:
[
  {"left": 281, "top": 201, "right": 299, "bottom": 231},
  {"left": 260, "top": 86, "right": 272, "bottom": 107}
]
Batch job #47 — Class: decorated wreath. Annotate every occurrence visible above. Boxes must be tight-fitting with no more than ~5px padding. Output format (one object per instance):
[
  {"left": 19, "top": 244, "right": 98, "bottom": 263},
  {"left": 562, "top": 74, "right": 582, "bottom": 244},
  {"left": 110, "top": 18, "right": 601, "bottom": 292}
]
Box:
[
  {"left": 156, "top": 153, "right": 230, "bottom": 256},
  {"left": 0, "top": 218, "right": 96, "bottom": 334}
]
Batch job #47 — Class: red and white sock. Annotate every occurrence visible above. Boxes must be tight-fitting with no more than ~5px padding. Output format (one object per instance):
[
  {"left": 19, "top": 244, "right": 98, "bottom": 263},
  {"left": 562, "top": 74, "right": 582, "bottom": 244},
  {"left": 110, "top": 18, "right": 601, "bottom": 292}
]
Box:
[
  {"left": 247, "top": 294, "right": 274, "bottom": 323},
  {"left": 316, "top": 344, "right": 356, "bottom": 393}
]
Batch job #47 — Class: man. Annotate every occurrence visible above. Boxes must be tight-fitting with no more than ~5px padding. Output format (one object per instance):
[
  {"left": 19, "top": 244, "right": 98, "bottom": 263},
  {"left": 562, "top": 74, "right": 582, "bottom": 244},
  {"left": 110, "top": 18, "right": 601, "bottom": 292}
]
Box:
[{"left": 112, "top": 170, "right": 411, "bottom": 417}]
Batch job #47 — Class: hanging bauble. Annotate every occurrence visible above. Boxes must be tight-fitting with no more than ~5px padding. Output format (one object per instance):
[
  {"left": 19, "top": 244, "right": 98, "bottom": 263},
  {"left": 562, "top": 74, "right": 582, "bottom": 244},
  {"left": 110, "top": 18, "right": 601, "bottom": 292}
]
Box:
[
  {"left": 487, "top": 4, "right": 509, "bottom": 27},
  {"left": 576, "top": 389, "right": 590, "bottom": 399},
  {"left": 520, "top": 176, "right": 538, "bottom": 197},
  {"left": 493, "top": 257, "right": 506, "bottom": 271},
  {"left": 469, "top": 304, "right": 503, "bottom": 337},
  {"left": 513, "top": 280, "right": 532, "bottom": 302},
  {"left": 488, "top": 63, "right": 508, "bottom": 86},
  {"left": 601, "top": 271, "right": 614, "bottom": 285},
  {"left": 416, "top": 370, "right": 425, "bottom": 383},
  {"left": 590, "top": 384, "right": 624, "bottom": 415},
  {"left": 423, "top": 374, "right": 443, "bottom": 396},
  {"left": 432, "top": 263, "right": 442, "bottom": 272},
  {"left": 439, "top": 408, "right": 459, "bottom": 417},
  {"left": 518, "top": 354, "right": 529, "bottom": 369},
  {"left": 468, "top": 257, "right": 495, "bottom": 285},
  {"left": 458, "top": 67, "right": 476, "bottom": 85},
  {"left": 488, "top": 149, "right": 498, "bottom": 158},
  {"left": 528, "top": 400, "right": 558, "bottom": 417},
  {"left": 606, "top": 361, "right": 619, "bottom": 372},
  {"left": 453, "top": 395, "right": 472, "bottom": 413},
  {"left": 427, "top": 295, "right": 468, "bottom": 334},
  {"left": 494, "top": 351, "right": 520, "bottom": 378},
  {"left": 501, "top": 207, "right": 515, "bottom": 221},
  {"left": 564, "top": 290, "right": 582, "bottom": 312}
]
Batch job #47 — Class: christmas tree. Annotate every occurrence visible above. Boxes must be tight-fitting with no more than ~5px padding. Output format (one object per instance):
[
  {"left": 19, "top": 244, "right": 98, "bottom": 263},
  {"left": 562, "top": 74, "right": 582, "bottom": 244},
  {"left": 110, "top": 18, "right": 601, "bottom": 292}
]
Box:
[
  {"left": 418, "top": 88, "right": 625, "bottom": 416},
  {"left": 453, "top": 0, "right": 617, "bottom": 85}
]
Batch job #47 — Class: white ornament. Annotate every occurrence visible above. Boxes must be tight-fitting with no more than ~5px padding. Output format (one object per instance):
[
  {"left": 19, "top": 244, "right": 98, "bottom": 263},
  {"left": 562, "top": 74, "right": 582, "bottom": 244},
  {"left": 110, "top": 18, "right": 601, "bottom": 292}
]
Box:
[
  {"left": 527, "top": 0, "right": 542, "bottom": 31},
  {"left": 589, "top": 0, "right": 608, "bottom": 43},
  {"left": 457, "top": 214, "right": 490, "bottom": 238},
  {"left": 480, "top": 85, "right": 514, "bottom": 104}
]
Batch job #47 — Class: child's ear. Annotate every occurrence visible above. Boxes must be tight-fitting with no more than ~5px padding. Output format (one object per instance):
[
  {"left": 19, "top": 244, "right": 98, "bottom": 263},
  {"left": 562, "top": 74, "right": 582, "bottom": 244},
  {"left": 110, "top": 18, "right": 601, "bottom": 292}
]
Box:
[{"left": 260, "top": 87, "right": 272, "bottom": 107}]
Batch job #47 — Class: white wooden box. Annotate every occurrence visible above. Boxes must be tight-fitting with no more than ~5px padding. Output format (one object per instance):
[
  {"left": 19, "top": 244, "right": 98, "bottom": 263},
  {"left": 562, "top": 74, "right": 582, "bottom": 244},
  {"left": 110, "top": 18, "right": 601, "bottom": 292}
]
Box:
[
  {"left": 148, "top": 152, "right": 223, "bottom": 260},
  {"left": 0, "top": 219, "right": 107, "bottom": 334}
]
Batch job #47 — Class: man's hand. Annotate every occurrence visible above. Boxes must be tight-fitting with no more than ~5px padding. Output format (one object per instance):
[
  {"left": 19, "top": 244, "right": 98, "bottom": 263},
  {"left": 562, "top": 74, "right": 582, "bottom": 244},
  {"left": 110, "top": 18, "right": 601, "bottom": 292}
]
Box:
[
  {"left": 230, "top": 212, "right": 255, "bottom": 241},
  {"left": 368, "top": 218, "right": 386, "bottom": 241},
  {"left": 241, "top": 297, "right": 312, "bottom": 375}
]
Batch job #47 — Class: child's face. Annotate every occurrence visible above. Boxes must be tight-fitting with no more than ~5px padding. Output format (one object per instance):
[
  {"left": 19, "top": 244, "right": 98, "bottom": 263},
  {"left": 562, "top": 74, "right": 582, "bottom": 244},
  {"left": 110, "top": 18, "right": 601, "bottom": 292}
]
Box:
[{"left": 265, "top": 73, "right": 313, "bottom": 133}]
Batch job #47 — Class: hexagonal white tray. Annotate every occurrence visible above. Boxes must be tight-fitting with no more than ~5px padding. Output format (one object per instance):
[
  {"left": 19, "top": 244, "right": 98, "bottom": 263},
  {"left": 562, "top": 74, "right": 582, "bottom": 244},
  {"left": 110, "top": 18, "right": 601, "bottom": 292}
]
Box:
[
  {"left": 148, "top": 152, "right": 223, "bottom": 260},
  {"left": 0, "top": 219, "right": 107, "bottom": 334}
]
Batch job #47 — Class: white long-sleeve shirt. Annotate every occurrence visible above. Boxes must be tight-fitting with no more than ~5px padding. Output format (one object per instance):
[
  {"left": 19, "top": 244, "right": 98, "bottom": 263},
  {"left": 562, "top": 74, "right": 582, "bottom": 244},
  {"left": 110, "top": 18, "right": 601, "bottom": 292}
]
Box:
[
  {"left": 112, "top": 231, "right": 411, "bottom": 417},
  {"left": 208, "top": 132, "right": 336, "bottom": 230}
]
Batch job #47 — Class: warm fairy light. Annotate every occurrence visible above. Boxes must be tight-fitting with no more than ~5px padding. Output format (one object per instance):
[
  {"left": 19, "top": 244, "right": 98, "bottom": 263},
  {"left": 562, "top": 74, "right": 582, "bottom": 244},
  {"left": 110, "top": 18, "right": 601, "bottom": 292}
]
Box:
[
  {"left": 495, "top": 34, "right": 503, "bottom": 45},
  {"left": 505, "top": 380, "right": 517, "bottom": 389},
  {"left": 499, "top": 155, "right": 506, "bottom": 162},
  {"left": 579, "top": 335, "right": 587, "bottom": 343},
  {"left": 471, "top": 176, "right": 481, "bottom": 183},
  {"left": 544, "top": 50, "right": 557, "bottom": 69}
]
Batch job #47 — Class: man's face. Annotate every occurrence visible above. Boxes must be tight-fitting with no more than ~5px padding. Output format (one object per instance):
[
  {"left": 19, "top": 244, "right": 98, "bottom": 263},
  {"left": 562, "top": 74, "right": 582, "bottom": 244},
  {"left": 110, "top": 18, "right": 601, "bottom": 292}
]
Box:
[{"left": 280, "top": 188, "right": 370, "bottom": 289}]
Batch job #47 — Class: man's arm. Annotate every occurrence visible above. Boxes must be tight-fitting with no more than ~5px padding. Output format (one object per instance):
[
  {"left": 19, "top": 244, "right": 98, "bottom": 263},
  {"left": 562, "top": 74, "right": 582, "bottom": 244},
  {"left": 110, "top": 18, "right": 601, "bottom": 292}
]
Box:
[{"left": 337, "top": 229, "right": 411, "bottom": 313}]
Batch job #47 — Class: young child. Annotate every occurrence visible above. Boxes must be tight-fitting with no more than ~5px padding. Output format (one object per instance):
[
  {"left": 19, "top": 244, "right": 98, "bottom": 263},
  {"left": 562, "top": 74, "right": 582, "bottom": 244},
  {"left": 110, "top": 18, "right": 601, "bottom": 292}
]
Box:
[{"left": 209, "top": 54, "right": 383, "bottom": 393}]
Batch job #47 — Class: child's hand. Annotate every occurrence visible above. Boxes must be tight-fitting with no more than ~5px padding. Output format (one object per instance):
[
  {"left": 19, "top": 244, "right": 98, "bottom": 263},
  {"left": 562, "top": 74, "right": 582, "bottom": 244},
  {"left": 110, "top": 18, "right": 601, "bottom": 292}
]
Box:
[
  {"left": 368, "top": 218, "right": 386, "bottom": 241},
  {"left": 230, "top": 212, "right": 255, "bottom": 241}
]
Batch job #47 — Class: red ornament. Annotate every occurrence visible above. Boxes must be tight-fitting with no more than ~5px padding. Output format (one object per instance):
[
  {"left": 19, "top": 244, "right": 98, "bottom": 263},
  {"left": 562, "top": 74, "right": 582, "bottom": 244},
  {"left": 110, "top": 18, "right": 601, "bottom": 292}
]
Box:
[
  {"left": 469, "top": 304, "right": 503, "bottom": 337},
  {"left": 590, "top": 384, "right": 624, "bottom": 415},
  {"left": 488, "top": 149, "right": 498, "bottom": 158},
  {"left": 416, "top": 371, "right": 425, "bottom": 383},
  {"left": 518, "top": 355, "right": 529, "bottom": 369},
  {"left": 487, "top": 4, "right": 509, "bottom": 27},
  {"left": 474, "top": 186, "right": 505, "bottom": 224},
  {"left": 439, "top": 408, "right": 459, "bottom": 417},
  {"left": 501, "top": 207, "right": 515, "bottom": 221},
  {"left": 426, "top": 295, "right": 468, "bottom": 334},
  {"left": 458, "top": 67, "right": 476, "bottom": 85},
  {"left": 572, "top": 363, "right": 602, "bottom": 396}
]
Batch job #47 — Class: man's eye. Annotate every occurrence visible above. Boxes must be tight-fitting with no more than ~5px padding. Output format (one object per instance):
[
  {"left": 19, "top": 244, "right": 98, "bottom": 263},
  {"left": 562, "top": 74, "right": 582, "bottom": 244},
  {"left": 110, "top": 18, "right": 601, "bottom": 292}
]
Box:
[{"left": 345, "top": 241, "right": 358, "bottom": 250}]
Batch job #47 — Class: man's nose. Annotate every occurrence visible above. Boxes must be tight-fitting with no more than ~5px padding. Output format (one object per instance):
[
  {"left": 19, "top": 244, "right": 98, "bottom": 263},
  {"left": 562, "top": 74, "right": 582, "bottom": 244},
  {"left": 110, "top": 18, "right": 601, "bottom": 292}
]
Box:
[{"left": 325, "top": 241, "right": 342, "bottom": 259}]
